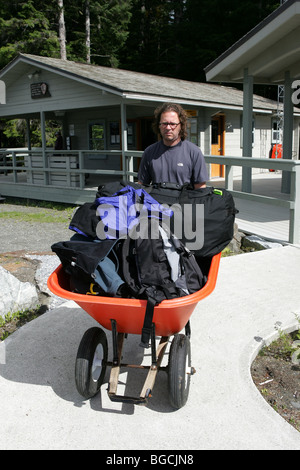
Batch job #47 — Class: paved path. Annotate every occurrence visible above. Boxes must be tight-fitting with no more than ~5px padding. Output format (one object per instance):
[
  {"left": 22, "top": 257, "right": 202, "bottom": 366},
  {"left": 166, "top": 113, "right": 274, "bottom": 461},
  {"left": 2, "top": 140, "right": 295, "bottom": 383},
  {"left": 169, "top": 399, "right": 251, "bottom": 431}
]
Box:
[{"left": 0, "top": 246, "right": 300, "bottom": 450}]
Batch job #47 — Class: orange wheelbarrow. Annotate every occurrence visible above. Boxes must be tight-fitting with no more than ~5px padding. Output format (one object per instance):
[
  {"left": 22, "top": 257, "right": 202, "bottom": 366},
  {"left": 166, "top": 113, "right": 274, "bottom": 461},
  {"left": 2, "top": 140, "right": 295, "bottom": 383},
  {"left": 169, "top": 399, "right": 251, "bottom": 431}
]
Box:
[{"left": 47, "top": 252, "right": 221, "bottom": 409}]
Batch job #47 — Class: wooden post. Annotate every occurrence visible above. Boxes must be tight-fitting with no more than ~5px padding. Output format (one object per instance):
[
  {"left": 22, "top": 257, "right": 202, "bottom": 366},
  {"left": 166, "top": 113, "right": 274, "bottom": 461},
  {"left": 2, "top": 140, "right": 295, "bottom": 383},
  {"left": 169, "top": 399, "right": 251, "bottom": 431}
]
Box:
[
  {"left": 40, "top": 111, "right": 49, "bottom": 185},
  {"left": 242, "top": 69, "right": 253, "bottom": 193},
  {"left": 282, "top": 71, "right": 293, "bottom": 194},
  {"left": 121, "top": 102, "right": 128, "bottom": 180},
  {"left": 289, "top": 164, "right": 300, "bottom": 244}
]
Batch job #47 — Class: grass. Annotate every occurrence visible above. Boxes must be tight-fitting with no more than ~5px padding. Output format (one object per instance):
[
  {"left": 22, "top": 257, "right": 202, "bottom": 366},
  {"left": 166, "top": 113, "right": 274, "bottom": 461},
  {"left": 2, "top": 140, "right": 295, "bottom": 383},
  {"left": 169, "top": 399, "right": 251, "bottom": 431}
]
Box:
[
  {"left": 221, "top": 246, "right": 235, "bottom": 257},
  {"left": 0, "top": 307, "right": 43, "bottom": 342},
  {"left": 2, "top": 196, "right": 76, "bottom": 212},
  {"left": 0, "top": 197, "right": 76, "bottom": 224},
  {"left": 0, "top": 210, "right": 73, "bottom": 223},
  {"left": 258, "top": 317, "right": 300, "bottom": 361}
]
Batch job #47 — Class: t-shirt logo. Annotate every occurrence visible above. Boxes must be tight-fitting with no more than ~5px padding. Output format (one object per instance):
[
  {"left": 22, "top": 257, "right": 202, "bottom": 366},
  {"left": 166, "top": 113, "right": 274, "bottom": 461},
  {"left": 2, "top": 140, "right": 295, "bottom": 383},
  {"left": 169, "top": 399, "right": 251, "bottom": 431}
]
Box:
[{"left": 177, "top": 162, "right": 184, "bottom": 166}]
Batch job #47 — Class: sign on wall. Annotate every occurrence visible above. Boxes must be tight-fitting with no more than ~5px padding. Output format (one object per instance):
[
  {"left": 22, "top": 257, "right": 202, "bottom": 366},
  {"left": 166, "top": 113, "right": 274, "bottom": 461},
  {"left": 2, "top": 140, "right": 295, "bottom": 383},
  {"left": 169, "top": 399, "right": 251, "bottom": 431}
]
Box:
[{"left": 30, "top": 82, "right": 51, "bottom": 99}]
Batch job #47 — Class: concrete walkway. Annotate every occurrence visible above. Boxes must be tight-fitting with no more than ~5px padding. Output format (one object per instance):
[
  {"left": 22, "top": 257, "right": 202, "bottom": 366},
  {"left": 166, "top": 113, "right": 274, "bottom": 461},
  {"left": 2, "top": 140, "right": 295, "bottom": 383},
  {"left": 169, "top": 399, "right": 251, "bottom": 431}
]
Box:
[{"left": 0, "top": 245, "right": 300, "bottom": 450}]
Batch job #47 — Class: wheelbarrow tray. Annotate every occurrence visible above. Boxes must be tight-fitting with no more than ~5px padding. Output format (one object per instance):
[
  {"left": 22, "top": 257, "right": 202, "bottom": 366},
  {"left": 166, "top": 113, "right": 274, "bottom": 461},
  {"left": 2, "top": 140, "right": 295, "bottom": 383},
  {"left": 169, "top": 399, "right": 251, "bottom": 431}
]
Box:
[
  {"left": 47, "top": 253, "right": 221, "bottom": 407},
  {"left": 47, "top": 252, "right": 221, "bottom": 338}
]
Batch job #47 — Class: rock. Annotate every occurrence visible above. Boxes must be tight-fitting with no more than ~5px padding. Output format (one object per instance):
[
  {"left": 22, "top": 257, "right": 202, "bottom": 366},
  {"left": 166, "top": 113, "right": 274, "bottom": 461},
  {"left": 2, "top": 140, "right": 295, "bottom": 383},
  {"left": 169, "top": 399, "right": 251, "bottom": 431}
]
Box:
[
  {"left": 291, "top": 340, "right": 300, "bottom": 366},
  {"left": 228, "top": 223, "right": 245, "bottom": 253},
  {"left": 26, "top": 254, "right": 60, "bottom": 295},
  {"left": 26, "top": 254, "right": 64, "bottom": 309},
  {"left": 242, "top": 234, "right": 283, "bottom": 251},
  {"left": 0, "top": 265, "right": 39, "bottom": 319}
]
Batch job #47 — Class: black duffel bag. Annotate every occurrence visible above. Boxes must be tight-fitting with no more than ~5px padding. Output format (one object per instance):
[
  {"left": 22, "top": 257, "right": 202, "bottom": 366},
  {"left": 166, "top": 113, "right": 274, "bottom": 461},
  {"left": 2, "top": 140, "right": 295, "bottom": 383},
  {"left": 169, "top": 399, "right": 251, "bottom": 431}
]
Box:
[{"left": 148, "top": 183, "right": 238, "bottom": 258}]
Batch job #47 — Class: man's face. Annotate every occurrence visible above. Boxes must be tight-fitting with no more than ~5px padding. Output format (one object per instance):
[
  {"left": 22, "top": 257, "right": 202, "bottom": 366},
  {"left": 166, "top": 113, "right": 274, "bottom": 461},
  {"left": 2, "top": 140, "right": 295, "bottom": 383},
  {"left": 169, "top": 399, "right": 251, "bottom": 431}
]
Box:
[{"left": 159, "top": 111, "right": 181, "bottom": 146}]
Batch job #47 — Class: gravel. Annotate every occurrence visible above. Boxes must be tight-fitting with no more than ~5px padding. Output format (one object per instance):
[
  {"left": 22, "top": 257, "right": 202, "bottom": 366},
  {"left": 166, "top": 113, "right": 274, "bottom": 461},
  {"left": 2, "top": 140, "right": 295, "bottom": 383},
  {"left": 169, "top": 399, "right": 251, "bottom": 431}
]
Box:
[
  {"left": 0, "top": 218, "right": 71, "bottom": 253},
  {"left": 0, "top": 203, "right": 73, "bottom": 253}
]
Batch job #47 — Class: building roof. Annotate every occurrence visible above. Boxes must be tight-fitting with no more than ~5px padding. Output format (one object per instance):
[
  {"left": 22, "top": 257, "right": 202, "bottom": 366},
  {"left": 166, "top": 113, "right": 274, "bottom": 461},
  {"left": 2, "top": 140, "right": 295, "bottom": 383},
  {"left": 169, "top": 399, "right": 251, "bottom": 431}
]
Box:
[
  {"left": 0, "top": 53, "right": 283, "bottom": 114},
  {"left": 205, "top": 0, "right": 300, "bottom": 84}
]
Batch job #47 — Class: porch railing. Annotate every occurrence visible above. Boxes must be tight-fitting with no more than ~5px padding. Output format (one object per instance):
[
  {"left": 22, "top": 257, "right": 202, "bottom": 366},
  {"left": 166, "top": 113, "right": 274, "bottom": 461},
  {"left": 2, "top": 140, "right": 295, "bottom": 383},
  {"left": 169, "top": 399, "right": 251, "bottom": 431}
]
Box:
[
  {"left": 0, "top": 148, "right": 299, "bottom": 244},
  {"left": 204, "top": 155, "right": 300, "bottom": 245},
  {"left": 126, "top": 151, "right": 300, "bottom": 244},
  {"left": 0, "top": 149, "right": 126, "bottom": 186}
]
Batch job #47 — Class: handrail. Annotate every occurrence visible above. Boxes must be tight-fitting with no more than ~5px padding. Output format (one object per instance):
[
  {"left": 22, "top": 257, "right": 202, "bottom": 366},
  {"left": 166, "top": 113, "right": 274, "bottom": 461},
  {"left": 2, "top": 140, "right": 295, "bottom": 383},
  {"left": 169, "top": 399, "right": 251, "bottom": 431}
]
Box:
[
  {"left": 203, "top": 155, "right": 300, "bottom": 244},
  {"left": 123, "top": 151, "right": 300, "bottom": 244}
]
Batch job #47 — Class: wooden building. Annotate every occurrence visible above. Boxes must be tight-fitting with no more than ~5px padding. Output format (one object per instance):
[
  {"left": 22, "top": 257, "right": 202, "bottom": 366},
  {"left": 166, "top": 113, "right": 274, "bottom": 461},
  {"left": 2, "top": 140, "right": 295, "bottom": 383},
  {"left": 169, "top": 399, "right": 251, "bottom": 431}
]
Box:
[{"left": 0, "top": 52, "right": 299, "bottom": 204}]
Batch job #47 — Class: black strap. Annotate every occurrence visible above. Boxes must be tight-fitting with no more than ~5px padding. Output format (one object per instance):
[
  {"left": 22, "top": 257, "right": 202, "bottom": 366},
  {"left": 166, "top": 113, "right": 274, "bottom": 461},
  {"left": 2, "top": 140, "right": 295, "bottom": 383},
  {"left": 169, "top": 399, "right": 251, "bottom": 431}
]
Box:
[
  {"left": 152, "top": 182, "right": 192, "bottom": 190},
  {"left": 139, "top": 280, "right": 178, "bottom": 348},
  {"left": 139, "top": 296, "right": 156, "bottom": 348}
]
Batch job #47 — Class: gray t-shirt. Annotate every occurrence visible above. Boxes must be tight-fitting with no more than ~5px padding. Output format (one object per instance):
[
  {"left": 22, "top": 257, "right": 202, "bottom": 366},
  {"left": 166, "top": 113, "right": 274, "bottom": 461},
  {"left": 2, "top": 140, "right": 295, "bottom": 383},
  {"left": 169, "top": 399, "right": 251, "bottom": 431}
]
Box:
[{"left": 138, "top": 139, "right": 208, "bottom": 185}]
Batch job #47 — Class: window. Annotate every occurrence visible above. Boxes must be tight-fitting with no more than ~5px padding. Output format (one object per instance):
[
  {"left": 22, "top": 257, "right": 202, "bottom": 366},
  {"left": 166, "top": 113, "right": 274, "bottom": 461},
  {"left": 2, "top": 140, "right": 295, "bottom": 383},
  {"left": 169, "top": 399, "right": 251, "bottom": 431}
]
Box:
[
  {"left": 127, "top": 122, "right": 136, "bottom": 148},
  {"left": 88, "top": 121, "right": 106, "bottom": 159},
  {"left": 187, "top": 118, "right": 198, "bottom": 145},
  {"left": 0, "top": 80, "right": 6, "bottom": 104},
  {"left": 109, "top": 122, "right": 120, "bottom": 145},
  {"left": 271, "top": 118, "right": 282, "bottom": 144},
  {"left": 211, "top": 119, "right": 219, "bottom": 145}
]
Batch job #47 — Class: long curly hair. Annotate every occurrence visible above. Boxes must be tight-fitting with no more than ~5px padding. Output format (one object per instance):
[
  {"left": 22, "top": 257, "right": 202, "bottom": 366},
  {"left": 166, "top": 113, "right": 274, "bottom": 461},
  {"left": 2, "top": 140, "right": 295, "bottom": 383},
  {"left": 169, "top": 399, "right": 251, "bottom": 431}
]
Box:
[{"left": 152, "top": 102, "right": 188, "bottom": 141}]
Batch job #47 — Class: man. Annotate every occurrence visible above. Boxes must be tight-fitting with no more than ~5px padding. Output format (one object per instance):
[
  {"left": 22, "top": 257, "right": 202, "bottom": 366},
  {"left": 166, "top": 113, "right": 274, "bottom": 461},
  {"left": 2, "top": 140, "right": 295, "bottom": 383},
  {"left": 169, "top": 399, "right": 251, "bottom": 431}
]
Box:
[
  {"left": 138, "top": 103, "right": 208, "bottom": 188},
  {"left": 54, "top": 131, "right": 63, "bottom": 151}
]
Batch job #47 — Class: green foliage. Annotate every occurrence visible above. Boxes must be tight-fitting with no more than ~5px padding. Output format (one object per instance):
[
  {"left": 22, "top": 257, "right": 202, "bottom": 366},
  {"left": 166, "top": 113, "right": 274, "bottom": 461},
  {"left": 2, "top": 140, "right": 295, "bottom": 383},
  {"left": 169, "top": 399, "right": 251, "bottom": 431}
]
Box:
[
  {"left": 0, "top": 307, "right": 42, "bottom": 342},
  {"left": 88, "top": 0, "right": 133, "bottom": 67},
  {"left": 2, "top": 118, "right": 63, "bottom": 148},
  {"left": 0, "top": 0, "right": 60, "bottom": 69},
  {"left": 0, "top": 0, "right": 281, "bottom": 82},
  {"left": 259, "top": 317, "right": 300, "bottom": 362},
  {"left": 119, "top": 0, "right": 280, "bottom": 81},
  {"left": 0, "top": 210, "right": 72, "bottom": 223}
]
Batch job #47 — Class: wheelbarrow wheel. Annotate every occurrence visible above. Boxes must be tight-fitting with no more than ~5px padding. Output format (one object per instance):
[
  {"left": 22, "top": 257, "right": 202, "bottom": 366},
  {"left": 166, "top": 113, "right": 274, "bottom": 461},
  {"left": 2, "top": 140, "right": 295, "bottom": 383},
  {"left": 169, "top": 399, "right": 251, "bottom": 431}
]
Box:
[
  {"left": 168, "top": 334, "right": 191, "bottom": 409},
  {"left": 75, "top": 327, "right": 108, "bottom": 399}
]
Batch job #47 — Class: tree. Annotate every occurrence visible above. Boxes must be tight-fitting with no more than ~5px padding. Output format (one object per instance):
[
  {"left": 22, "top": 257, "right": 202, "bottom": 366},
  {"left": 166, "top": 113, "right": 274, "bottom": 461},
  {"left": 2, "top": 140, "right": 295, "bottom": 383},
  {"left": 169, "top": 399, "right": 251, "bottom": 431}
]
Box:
[
  {"left": 0, "top": 0, "right": 60, "bottom": 69},
  {"left": 120, "top": 0, "right": 172, "bottom": 75},
  {"left": 85, "top": 0, "right": 91, "bottom": 63},
  {"left": 120, "top": 0, "right": 280, "bottom": 82},
  {"left": 2, "top": 118, "right": 61, "bottom": 148},
  {"left": 0, "top": 0, "right": 283, "bottom": 148},
  {"left": 168, "top": 0, "right": 281, "bottom": 82},
  {"left": 50, "top": 0, "right": 133, "bottom": 67},
  {"left": 88, "top": 0, "right": 133, "bottom": 67},
  {"left": 0, "top": 0, "right": 282, "bottom": 83},
  {"left": 57, "top": 0, "right": 67, "bottom": 60}
]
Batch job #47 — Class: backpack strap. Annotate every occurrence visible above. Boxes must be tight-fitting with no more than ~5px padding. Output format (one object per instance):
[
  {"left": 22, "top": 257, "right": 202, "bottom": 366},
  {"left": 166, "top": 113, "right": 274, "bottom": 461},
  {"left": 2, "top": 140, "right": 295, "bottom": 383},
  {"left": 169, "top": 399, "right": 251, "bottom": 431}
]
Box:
[
  {"left": 139, "top": 280, "right": 177, "bottom": 349},
  {"left": 139, "top": 295, "right": 157, "bottom": 348}
]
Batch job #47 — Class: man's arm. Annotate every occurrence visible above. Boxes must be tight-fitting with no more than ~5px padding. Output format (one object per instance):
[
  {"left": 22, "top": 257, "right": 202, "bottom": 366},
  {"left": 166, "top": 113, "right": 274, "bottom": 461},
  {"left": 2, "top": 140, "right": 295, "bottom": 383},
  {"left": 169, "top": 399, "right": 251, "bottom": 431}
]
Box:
[{"left": 194, "top": 182, "right": 206, "bottom": 189}]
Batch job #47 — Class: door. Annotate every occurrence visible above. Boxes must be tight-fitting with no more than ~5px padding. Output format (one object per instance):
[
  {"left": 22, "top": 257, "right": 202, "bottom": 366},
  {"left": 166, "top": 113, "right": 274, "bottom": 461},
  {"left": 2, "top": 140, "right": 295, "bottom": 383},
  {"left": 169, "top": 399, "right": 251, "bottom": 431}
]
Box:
[
  {"left": 211, "top": 115, "right": 225, "bottom": 178},
  {"left": 140, "top": 118, "right": 156, "bottom": 150},
  {"left": 135, "top": 117, "right": 156, "bottom": 171}
]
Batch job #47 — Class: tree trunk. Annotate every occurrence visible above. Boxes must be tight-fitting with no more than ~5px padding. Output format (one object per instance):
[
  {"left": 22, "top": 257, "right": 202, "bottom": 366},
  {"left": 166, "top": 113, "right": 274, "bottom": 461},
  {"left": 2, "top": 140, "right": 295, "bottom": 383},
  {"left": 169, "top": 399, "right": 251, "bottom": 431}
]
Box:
[
  {"left": 85, "top": 0, "right": 91, "bottom": 64},
  {"left": 58, "top": 0, "right": 67, "bottom": 60}
]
